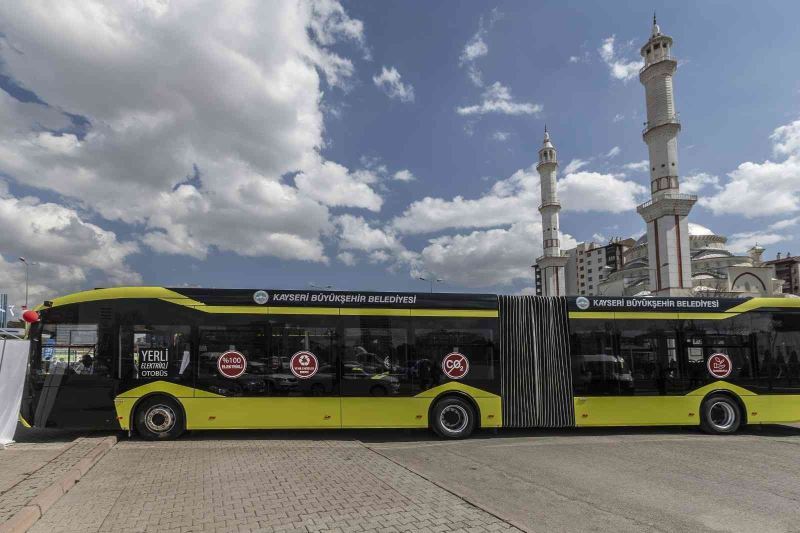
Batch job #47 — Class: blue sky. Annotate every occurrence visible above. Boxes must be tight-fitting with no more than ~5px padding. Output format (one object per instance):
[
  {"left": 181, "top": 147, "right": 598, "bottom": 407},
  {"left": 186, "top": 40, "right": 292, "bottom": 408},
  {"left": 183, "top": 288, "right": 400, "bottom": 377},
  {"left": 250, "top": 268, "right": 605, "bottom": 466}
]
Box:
[{"left": 1, "top": 1, "right": 799, "bottom": 307}]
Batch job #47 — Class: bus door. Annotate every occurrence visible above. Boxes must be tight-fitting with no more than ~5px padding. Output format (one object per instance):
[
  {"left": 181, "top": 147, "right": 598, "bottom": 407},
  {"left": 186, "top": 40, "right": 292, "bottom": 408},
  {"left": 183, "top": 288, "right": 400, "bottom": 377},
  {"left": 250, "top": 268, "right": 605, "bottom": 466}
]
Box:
[
  {"left": 119, "top": 325, "right": 194, "bottom": 393},
  {"left": 33, "top": 323, "right": 118, "bottom": 429}
]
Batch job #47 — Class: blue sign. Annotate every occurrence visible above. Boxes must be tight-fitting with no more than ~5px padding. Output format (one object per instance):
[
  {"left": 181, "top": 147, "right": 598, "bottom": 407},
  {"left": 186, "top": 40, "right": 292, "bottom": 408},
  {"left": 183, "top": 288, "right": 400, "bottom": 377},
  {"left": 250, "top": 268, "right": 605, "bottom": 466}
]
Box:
[{"left": 43, "top": 338, "right": 55, "bottom": 360}]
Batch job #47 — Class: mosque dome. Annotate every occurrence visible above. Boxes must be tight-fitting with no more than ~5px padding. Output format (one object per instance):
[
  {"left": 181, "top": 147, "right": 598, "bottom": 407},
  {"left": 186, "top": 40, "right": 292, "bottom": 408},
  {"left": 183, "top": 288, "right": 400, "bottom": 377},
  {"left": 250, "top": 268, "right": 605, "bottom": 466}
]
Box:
[{"left": 688, "top": 223, "right": 715, "bottom": 237}]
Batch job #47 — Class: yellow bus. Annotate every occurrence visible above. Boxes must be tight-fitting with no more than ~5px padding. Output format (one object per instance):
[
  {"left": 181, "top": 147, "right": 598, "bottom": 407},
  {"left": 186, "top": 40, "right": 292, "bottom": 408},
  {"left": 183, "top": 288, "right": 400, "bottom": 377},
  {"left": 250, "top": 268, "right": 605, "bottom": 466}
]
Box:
[{"left": 20, "top": 287, "right": 800, "bottom": 439}]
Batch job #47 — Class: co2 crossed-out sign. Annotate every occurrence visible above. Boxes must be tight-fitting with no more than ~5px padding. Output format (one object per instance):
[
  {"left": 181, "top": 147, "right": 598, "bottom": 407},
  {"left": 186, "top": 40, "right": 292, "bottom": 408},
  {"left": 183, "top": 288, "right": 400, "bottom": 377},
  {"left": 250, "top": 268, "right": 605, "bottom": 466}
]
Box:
[
  {"left": 217, "top": 351, "right": 247, "bottom": 379},
  {"left": 442, "top": 352, "right": 469, "bottom": 380}
]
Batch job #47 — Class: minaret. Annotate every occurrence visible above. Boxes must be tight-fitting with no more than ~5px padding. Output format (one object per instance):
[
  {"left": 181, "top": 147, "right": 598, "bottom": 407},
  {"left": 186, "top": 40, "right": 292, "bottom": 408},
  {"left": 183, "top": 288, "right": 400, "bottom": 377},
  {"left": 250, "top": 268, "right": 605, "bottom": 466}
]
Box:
[
  {"left": 535, "top": 127, "right": 568, "bottom": 296},
  {"left": 636, "top": 15, "right": 696, "bottom": 296}
]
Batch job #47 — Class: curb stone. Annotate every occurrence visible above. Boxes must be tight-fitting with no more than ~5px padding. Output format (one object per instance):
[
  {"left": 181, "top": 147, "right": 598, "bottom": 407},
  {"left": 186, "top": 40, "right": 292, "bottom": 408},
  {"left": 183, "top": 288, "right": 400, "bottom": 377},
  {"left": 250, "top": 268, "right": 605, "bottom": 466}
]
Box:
[{"left": 0, "top": 436, "right": 117, "bottom": 533}]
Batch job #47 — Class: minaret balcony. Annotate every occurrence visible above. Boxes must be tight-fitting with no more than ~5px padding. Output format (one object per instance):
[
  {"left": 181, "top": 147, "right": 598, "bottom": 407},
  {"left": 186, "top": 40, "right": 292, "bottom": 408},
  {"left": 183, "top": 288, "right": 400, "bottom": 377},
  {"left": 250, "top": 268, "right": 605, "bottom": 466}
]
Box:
[
  {"left": 636, "top": 192, "right": 697, "bottom": 221},
  {"left": 538, "top": 200, "right": 561, "bottom": 210},
  {"left": 639, "top": 53, "right": 674, "bottom": 74},
  {"left": 642, "top": 113, "right": 680, "bottom": 135}
]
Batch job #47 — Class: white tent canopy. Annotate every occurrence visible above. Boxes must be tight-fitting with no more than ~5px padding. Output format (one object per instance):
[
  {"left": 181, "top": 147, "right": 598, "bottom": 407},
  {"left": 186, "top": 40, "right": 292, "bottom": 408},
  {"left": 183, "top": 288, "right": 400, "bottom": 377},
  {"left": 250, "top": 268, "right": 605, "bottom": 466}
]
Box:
[{"left": 0, "top": 339, "right": 29, "bottom": 445}]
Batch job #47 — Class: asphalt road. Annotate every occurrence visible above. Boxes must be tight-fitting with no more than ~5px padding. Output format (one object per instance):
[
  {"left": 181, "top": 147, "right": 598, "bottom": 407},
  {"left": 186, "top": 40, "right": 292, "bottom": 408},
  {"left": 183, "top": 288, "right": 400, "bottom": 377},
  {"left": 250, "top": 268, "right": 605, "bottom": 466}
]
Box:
[{"left": 364, "top": 425, "right": 800, "bottom": 533}]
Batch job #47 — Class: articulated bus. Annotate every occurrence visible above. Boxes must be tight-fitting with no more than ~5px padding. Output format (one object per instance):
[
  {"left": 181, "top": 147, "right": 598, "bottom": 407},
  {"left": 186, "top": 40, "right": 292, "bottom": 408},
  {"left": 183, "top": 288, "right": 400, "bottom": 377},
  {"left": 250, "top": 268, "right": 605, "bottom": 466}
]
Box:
[{"left": 20, "top": 287, "right": 800, "bottom": 439}]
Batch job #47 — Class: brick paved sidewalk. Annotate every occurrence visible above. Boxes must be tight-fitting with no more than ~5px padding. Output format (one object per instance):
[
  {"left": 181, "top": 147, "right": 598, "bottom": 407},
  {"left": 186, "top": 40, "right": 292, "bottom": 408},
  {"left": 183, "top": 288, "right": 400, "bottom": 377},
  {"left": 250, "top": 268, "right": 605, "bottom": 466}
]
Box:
[
  {"left": 0, "top": 437, "right": 108, "bottom": 524},
  {"left": 31, "top": 437, "right": 520, "bottom": 533}
]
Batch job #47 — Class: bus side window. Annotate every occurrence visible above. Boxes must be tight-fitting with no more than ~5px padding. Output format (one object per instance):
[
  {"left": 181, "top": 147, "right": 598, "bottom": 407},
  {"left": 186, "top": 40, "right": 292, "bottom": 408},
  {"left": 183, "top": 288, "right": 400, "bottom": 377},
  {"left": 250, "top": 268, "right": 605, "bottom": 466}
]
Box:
[
  {"left": 569, "top": 319, "right": 618, "bottom": 395},
  {"left": 616, "top": 320, "right": 681, "bottom": 396},
  {"left": 412, "top": 318, "right": 495, "bottom": 394},
  {"left": 342, "top": 316, "right": 409, "bottom": 396},
  {"left": 682, "top": 316, "right": 755, "bottom": 391},
  {"left": 752, "top": 311, "right": 800, "bottom": 392}
]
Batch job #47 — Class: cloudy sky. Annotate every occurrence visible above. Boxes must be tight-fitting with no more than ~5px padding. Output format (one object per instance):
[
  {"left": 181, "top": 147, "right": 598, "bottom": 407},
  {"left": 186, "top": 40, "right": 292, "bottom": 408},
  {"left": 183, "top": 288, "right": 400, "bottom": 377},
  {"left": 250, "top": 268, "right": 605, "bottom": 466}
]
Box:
[{"left": 1, "top": 1, "right": 799, "bottom": 307}]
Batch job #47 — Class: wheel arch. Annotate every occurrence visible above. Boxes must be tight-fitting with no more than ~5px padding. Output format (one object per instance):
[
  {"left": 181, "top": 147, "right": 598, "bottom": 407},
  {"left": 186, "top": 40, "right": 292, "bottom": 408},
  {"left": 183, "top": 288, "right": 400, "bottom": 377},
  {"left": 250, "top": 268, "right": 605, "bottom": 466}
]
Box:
[
  {"left": 129, "top": 392, "right": 188, "bottom": 432},
  {"left": 701, "top": 389, "right": 748, "bottom": 426},
  {"left": 427, "top": 390, "right": 482, "bottom": 429}
]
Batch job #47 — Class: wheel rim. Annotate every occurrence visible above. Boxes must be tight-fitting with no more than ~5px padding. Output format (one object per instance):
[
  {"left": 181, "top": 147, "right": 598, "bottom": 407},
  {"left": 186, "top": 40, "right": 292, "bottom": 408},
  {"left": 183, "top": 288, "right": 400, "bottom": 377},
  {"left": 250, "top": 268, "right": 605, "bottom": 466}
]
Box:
[
  {"left": 144, "top": 404, "right": 176, "bottom": 434},
  {"left": 708, "top": 401, "right": 736, "bottom": 431},
  {"left": 440, "top": 405, "right": 469, "bottom": 434}
]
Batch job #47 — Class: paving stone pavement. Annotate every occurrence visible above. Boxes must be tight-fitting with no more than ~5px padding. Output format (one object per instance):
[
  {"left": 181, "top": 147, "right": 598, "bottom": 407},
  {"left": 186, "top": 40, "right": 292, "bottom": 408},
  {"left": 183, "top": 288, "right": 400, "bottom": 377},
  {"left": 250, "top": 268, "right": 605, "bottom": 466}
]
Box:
[
  {"left": 30, "top": 437, "right": 520, "bottom": 533},
  {"left": 0, "top": 437, "right": 108, "bottom": 522}
]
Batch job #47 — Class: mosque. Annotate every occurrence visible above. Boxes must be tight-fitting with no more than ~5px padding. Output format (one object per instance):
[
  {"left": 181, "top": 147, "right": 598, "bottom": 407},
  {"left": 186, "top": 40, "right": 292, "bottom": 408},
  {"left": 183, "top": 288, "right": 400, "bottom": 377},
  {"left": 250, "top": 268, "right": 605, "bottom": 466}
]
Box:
[{"left": 534, "top": 16, "right": 784, "bottom": 298}]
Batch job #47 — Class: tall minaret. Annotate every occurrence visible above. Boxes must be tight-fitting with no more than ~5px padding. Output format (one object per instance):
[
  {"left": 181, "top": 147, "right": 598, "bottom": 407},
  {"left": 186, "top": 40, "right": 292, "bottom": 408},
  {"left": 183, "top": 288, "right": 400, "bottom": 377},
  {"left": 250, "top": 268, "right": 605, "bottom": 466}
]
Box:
[
  {"left": 636, "top": 15, "right": 696, "bottom": 296},
  {"left": 535, "top": 127, "right": 568, "bottom": 296}
]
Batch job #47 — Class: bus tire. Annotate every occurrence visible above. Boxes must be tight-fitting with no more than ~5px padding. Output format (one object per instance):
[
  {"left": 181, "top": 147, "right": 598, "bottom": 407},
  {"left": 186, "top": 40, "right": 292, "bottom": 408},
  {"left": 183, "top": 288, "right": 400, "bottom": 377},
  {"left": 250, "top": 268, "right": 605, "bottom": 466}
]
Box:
[
  {"left": 431, "top": 396, "right": 476, "bottom": 439},
  {"left": 134, "top": 396, "right": 185, "bottom": 440},
  {"left": 700, "top": 394, "right": 742, "bottom": 435}
]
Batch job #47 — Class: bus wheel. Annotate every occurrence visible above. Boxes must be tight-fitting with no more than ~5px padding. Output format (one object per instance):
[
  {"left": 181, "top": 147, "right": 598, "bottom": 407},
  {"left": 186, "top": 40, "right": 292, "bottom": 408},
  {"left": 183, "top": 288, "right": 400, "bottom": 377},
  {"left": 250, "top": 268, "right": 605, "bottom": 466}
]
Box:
[
  {"left": 134, "top": 396, "right": 185, "bottom": 440},
  {"left": 431, "top": 397, "right": 476, "bottom": 439},
  {"left": 700, "top": 394, "right": 742, "bottom": 435}
]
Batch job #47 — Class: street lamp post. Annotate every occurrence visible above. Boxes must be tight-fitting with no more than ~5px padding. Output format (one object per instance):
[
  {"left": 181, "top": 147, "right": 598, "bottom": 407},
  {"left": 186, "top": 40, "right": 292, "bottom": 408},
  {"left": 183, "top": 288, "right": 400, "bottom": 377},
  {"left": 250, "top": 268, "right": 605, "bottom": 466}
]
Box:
[
  {"left": 418, "top": 276, "right": 443, "bottom": 294},
  {"left": 18, "top": 257, "right": 31, "bottom": 308}
]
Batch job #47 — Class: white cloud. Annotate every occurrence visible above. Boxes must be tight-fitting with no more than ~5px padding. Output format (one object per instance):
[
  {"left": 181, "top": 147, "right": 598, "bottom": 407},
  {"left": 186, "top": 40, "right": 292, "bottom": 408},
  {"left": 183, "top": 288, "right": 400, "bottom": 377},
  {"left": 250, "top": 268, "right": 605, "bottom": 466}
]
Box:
[
  {"left": 369, "top": 250, "right": 392, "bottom": 264},
  {"left": 605, "top": 146, "right": 621, "bottom": 158},
  {"left": 336, "top": 215, "right": 401, "bottom": 252},
  {"left": 393, "top": 165, "right": 646, "bottom": 235},
  {"left": 0, "top": 1, "right": 372, "bottom": 265},
  {"left": 568, "top": 56, "right": 580, "bottom": 63},
  {"left": 770, "top": 217, "right": 800, "bottom": 231},
  {"left": 558, "top": 172, "right": 647, "bottom": 213},
  {"left": 417, "top": 222, "right": 577, "bottom": 288},
  {"left": 701, "top": 119, "right": 800, "bottom": 217},
  {"left": 373, "top": 66, "right": 415, "bottom": 103},
  {"left": 295, "top": 159, "right": 383, "bottom": 212},
  {"left": 727, "top": 230, "right": 792, "bottom": 255},
  {"left": 599, "top": 36, "right": 643, "bottom": 82},
  {"left": 681, "top": 172, "right": 720, "bottom": 195},
  {"left": 564, "top": 159, "right": 590, "bottom": 174},
  {"left": 456, "top": 82, "right": 542, "bottom": 116},
  {"left": 392, "top": 167, "right": 540, "bottom": 234},
  {"left": 613, "top": 113, "right": 625, "bottom": 123},
  {"left": 623, "top": 160, "right": 649, "bottom": 172},
  {"left": 337, "top": 251, "right": 357, "bottom": 266},
  {"left": 0, "top": 186, "right": 140, "bottom": 307},
  {"left": 492, "top": 131, "right": 510, "bottom": 142},
  {"left": 393, "top": 169, "right": 416, "bottom": 182},
  {"left": 772, "top": 120, "right": 800, "bottom": 156},
  {"left": 459, "top": 9, "right": 501, "bottom": 87},
  {"left": 460, "top": 32, "right": 488, "bottom": 64}
]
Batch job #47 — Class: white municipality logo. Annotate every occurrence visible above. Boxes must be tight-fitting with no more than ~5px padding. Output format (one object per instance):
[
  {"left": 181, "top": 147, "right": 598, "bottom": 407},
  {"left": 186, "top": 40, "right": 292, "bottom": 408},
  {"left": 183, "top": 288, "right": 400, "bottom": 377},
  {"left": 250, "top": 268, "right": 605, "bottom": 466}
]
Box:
[
  {"left": 576, "top": 296, "right": 590, "bottom": 310},
  {"left": 253, "top": 290, "right": 269, "bottom": 305}
]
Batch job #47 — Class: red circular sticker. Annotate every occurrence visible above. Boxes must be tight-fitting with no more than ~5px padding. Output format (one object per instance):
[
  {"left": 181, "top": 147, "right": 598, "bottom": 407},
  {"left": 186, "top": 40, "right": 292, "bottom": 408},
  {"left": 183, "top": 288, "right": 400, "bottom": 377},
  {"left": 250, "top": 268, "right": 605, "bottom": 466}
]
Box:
[
  {"left": 290, "top": 351, "right": 319, "bottom": 379},
  {"left": 442, "top": 352, "right": 469, "bottom": 380},
  {"left": 707, "top": 353, "right": 732, "bottom": 379},
  {"left": 217, "top": 351, "right": 247, "bottom": 379}
]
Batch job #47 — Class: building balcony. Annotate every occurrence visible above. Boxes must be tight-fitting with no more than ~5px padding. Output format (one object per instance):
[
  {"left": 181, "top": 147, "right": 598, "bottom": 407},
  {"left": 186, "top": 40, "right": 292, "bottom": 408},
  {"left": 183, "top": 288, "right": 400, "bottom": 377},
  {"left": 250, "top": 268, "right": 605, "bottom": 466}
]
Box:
[{"left": 642, "top": 113, "right": 680, "bottom": 135}]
